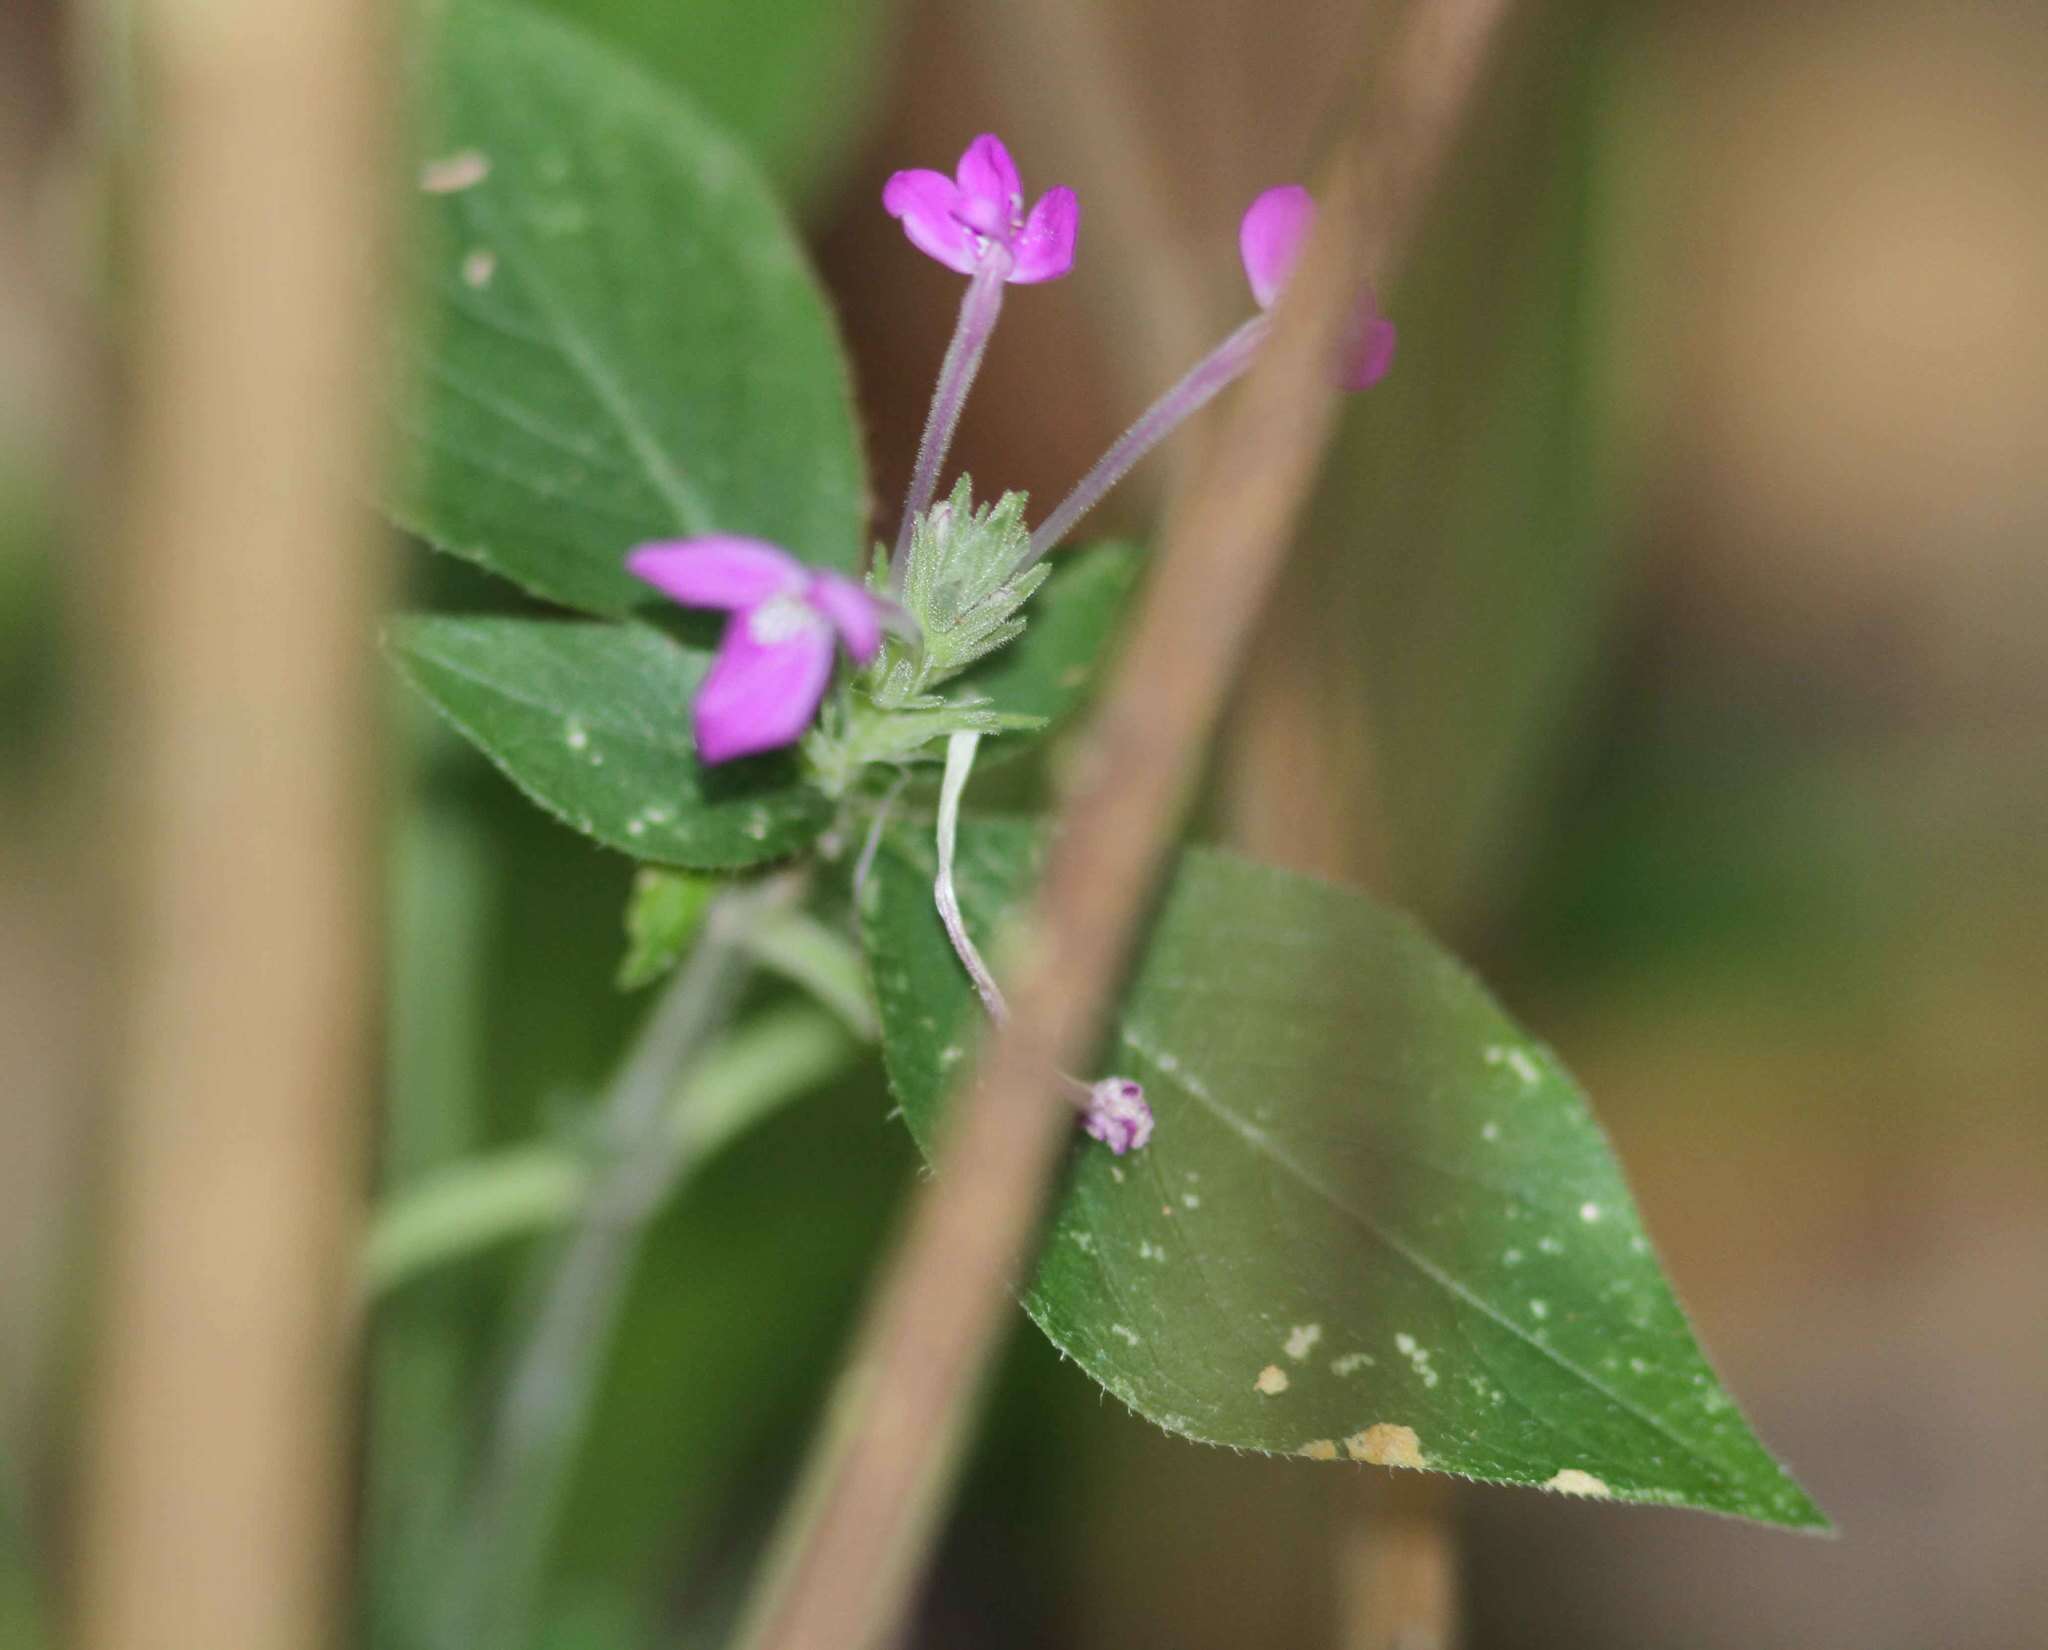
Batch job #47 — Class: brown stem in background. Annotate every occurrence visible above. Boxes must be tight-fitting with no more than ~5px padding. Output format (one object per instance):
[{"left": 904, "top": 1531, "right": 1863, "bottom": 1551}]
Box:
[
  {"left": 738, "top": 5, "right": 1515, "bottom": 1649},
  {"left": 75, "top": 3, "right": 390, "bottom": 1650},
  {"left": 1232, "top": 5, "right": 1521, "bottom": 1645},
  {"left": 1336, "top": 1476, "right": 1462, "bottom": 1650},
  {"left": 1001, "top": 0, "right": 1216, "bottom": 388}
]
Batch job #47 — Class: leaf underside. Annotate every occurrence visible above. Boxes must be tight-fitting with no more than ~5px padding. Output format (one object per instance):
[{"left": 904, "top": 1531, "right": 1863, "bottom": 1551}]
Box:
[{"left": 863, "top": 820, "right": 1827, "bottom": 1530}]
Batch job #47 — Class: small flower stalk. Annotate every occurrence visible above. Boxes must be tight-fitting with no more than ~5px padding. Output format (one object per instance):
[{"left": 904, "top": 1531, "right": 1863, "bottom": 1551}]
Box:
[
  {"left": 623, "top": 141, "right": 1400, "bottom": 1153},
  {"left": 883, "top": 135, "right": 1078, "bottom": 588},
  {"left": 1023, "top": 183, "right": 1396, "bottom": 566}
]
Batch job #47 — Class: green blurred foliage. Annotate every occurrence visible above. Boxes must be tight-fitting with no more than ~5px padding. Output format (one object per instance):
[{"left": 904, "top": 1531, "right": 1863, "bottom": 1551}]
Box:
[
  {"left": 1299, "top": 1, "right": 1618, "bottom": 933},
  {"left": 0, "top": 459, "right": 63, "bottom": 798},
  {"left": 528, "top": 0, "right": 899, "bottom": 204}
]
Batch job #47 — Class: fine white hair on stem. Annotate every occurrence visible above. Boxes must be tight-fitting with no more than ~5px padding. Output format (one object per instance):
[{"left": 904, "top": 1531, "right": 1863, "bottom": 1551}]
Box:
[
  {"left": 934, "top": 732, "right": 1009, "bottom": 1022},
  {"left": 891, "top": 256, "right": 1011, "bottom": 595},
  {"left": 1018, "top": 314, "right": 1268, "bottom": 572}
]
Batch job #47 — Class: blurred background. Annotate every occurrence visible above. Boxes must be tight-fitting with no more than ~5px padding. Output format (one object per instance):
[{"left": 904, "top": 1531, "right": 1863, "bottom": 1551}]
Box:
[{"left": 4, "top": 0, "right": 2045, "bottom": 1645}]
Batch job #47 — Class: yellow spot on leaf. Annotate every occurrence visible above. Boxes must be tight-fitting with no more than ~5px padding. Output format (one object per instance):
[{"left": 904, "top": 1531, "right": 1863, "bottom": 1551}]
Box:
[
  {"left": 1254, "top": 1364, "right": 1290, "bottom": 1396},
  {"left": 1299, "top": 1439, "right": 1339, "bottom": 1461},
  {"left": 1344, "top": 1423, "right": 1425, "bottom": 1469}
]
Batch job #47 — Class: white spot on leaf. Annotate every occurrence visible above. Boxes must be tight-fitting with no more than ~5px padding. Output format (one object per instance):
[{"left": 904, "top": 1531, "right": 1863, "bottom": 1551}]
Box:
[
  {"left": 420, "top": 150, "right": 489, "bottom": 193},
  {"left": 1544, "top": 1469, "right": 1612, "bottom": 1498},
  {"left": 1394, "top": 1334, "right": 1439, "bottom": 1388},
  {"left": 1284, "top": 1324, "right": 1323, "bottom": 1362}
]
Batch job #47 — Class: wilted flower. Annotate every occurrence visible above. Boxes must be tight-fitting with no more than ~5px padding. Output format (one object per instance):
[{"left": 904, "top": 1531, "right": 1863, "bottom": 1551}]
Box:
[{"left": 1080, "top": 1077, "right": 1155, "bottom": 1156}]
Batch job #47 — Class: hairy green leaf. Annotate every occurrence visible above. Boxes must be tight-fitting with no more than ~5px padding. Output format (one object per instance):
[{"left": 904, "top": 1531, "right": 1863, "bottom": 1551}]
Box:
[
  {"left": 397, "top": 0, "right": 867, "bottom": 615},
  {"left": 390, "top": 616, "right": 828, "bottom": 867},
  {"left": 863, "top": 821, "right": 1825, "bottom": 1528}
]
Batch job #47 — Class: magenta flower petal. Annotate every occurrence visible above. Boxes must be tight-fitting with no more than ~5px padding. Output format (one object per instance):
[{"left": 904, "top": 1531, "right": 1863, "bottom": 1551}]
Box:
[
  {"left": 1340, "top": 311, "right": 1398, "bottom": 391},
  {"left": 626, "top": 536, "right": 803, "bottom": 611},
  {"left": 1010, "top": 186, "right": 1079, "bottom": 284},
  {"left": 692, "top": 601, "right": 837, "bottom": 764},
  {"left": 887, "top": 135, "right": 1076, "bottom": 284},
  {"left": 1238, "top": 184, "right": 1316, "bottom": 310},
  {"left": 953, "top": 136, "right": 1021, "bottom": 240},
  {"left": 883, "top": 167, "right": 978, "bottom": 275},
  {"left": 807, "top": 572, "right": 885, "bottom": 665},
  {"left": 958, "top": 135, "right": 1024, "bottom": 211}
]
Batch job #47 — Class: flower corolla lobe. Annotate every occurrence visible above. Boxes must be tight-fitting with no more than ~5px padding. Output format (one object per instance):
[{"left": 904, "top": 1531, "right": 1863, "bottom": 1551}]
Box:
[
  {"left": 884, "top": 133, "right": 1077, "bottom": 283},
  {"left": 1239, "top": 184, "right": 1398, "bottom": 391},
  {"left": 625, "top": 536, "right": 888, "bottom": 764}
]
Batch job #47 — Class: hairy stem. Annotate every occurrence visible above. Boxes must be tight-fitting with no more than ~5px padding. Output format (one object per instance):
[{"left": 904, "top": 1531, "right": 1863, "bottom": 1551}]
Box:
[
  {"left": 362, "top": 1003, "right": 856, "bottom": 1300},
  {"left": 436, "top": 874, "right": 797, "bottom": 1650},
  {"left": 891, "top": 255, "right": 1010, "bottom": 593},
  {"left": 1021, "top": 315, "right": 1269, "bottom": 569}
]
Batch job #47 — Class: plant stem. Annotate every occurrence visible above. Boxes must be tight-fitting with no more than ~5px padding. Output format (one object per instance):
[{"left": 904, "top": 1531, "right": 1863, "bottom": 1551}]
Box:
[
  {"left": 75, "top": 1, "right": 389, "bottom": 1647},
  {"left": 436, "top": 875, "right": 796, "bottom": 1650},
  {"left": 1020, "top": 315, "right": 1268, "bottom": 569},
  {"left": 890, "top": 255, "right": 1011, "bottom": 593},
  {"left": 362, "top": 1003, "right": 857, "bottom": 1299}
]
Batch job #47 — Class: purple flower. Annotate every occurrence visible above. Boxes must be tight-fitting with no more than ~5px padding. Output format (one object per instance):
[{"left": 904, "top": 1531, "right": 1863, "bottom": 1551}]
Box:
[
  {"left": 1239, "top": 184, "right": 1398, "bottom": 391},
  {"left": 626, "top": 537, "right": 887, "bottom": 765},
  {"left": 883, "top": 133, "right": 1078, "bottom": 284},
  {"left": 1080, "top": 1077, "right": 1155, "bottom": 1156}
]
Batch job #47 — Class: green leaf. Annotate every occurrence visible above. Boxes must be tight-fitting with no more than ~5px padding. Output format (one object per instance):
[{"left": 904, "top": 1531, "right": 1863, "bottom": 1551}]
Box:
[
  {"left": 862, "top": 821, "right": 1825, "bottom": 1528},
  {"left": 390, "top": 615, "right": 829, "bottom": 867},
  {"left": 397, "top": 0, "right": 868, "bottom": 616},
  {"left": 617, "top": 866, "right": 717, "bottom": 989},
  {"left": 959, "top": 542, "right": 1143, "bottom": 727}
]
